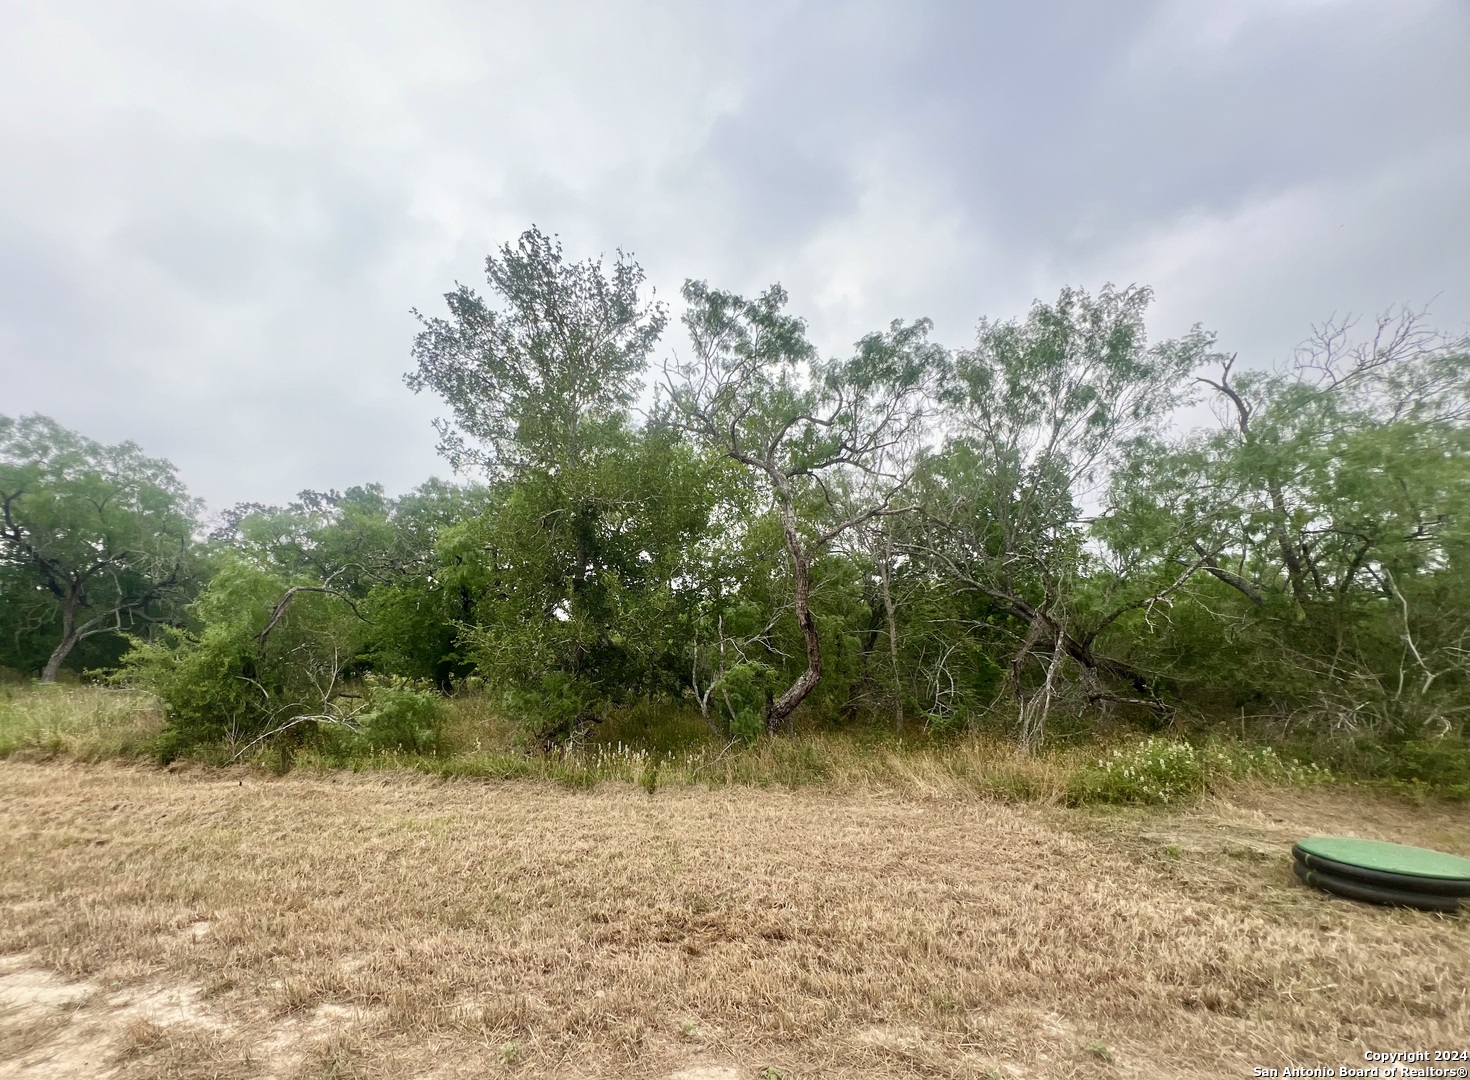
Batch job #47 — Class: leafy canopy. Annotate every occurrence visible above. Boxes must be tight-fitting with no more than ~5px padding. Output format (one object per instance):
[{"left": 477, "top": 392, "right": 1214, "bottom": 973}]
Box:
[{"left": 406, "top": 225, "right": 668, "bottom": 475}]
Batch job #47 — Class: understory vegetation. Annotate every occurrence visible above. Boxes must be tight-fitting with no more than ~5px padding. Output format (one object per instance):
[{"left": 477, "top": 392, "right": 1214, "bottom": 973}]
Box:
[
  {"left": 2, "top": 228, "right": 1466, "bottom": 798},
  {"left": 3, "top": 682, "right": 1464, "bottom": 804}
]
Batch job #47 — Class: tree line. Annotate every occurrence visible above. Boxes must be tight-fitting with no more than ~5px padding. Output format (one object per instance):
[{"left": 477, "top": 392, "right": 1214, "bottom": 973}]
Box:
[{"left": 3, "top": 227, "right": 1466, "bottom": 760}]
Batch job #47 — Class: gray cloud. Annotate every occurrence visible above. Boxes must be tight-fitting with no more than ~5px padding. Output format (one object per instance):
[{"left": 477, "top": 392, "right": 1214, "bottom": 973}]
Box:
[{"left": 1, "top": 0, "right": 1465, "bottom": 510}]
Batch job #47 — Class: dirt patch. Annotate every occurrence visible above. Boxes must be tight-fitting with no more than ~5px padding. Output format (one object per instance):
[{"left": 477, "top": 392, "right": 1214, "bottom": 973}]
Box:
[
  {"left": 0, "top": 955, "right": 374, "bottom": 1079},
  {"left": 0, "top": 957, "right": 242, "bottom": 1079},
  {"left": 0, "top": 762, "right": 1464, "bottom": 1078}
]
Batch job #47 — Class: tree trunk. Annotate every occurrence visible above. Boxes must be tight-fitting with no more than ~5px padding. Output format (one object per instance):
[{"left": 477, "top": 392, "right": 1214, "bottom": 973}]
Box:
[
  {"left": 40, "top": 637, "right": 78, "bottom": 683},
  {"left": 1266, "top": 477, "right": 1313, "bottom": 614},
  {"left": 879, "top": 541, "right": 903, "bottom": 734},
  {"left": 40, "top": 593, "right": 79, "bottom": 683},
  {"left": 1019, "top": 630, "right": 1065, "bottom": 754},
  {"left": 765, "top": 488, "right": 821, "bottom": 732}
]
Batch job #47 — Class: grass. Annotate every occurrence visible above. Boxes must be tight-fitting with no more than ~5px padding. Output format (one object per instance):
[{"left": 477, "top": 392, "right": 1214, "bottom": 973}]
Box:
[
  {"left": 0, "top": 761, "right": 1465, "bottom": 1079},
  {"left": 0, "top": 682, "right": 164, "bottom": 761},
  {"left": 0, "top": 684, "right": 1361, "bottom": 810}
]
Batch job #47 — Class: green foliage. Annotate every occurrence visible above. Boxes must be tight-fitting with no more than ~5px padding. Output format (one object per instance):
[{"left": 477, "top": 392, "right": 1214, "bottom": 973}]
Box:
[
  {"left": 592, "top": 700, "right": 712, "bottom": 756},
  {"left": 1371, "top": 737, "right": 1468, "bottom": 797},
  {"left": 1102, "top": 311, "right": 1469, "bottom": 741},
  {"left": 501, "top": 672, "right": 604, "bottom": 747},
  {"left": 1068, "top": 737, "right": 1325, "bottom": 806},
  {"left": 1293, "top": 733, "right": 1470, "bottom": 800},
  {"left": 354, "top": 677, "right": 448, "bottom": 755},
  {"left": 212, "top": 480, "right": 494, "bottom": 692},
  {"left": 457, "top": 430, "right": 730, "bottom": 743},
  {"left": 0, "top": 414, "right": 201, "bottom": 680},
  {"left": 406, "top": 225, "right": 667, "bottom": 474},
  {"left": 713, "top": 660, "right": 779, "bottom": 743},
  {"left": 666, "top": 281, "right": 945, "bottom": 731},
  {"left": 10, "top": 228, "right": 1465, "bottom": 788},
  {"left": 119, "top": 556, "right": 368, "bottom": 756},
  {"left": 1070, "top": 738, "right": 1212, "bottom": 805},
  {"left": 118, "top": 559, "right": 282, "bottom": 747}
]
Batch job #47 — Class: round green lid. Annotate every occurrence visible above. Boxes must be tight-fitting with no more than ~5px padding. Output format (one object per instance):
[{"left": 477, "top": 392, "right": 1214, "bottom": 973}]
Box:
[{"left": 1295, "top": 837, "right": 1470, "bottom": 881}]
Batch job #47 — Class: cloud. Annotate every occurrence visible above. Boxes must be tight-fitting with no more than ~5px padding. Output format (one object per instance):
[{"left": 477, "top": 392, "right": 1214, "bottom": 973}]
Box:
[{"left": 0, "top": 0, "right": 1464, "bottom": 509}]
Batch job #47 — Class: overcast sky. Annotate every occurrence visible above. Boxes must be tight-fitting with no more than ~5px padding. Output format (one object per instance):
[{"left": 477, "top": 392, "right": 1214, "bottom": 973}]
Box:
[{"left": 2, "top": 0, "right": 1466, "bottom": 510}]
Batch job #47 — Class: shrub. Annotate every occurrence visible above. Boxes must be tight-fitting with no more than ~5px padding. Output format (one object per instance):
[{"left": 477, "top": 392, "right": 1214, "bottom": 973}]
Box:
[
  {"left": 1342, "top": 735, "right": 1470, "bottom": 800},
  {"left": 1069, "top": 738, "right": 1210, "bottom": 806},
  {"left": 501, "top": 672, "right": 604, "bottom": 747},
  {"left": 118, "top": 556, "right": 368, "bottom": 758},
  {"left": 354, "top": 677, "right": 447, "bottom": 755},
  {"left": 709, "top": 660, "right": 779, "bottom": 743}
]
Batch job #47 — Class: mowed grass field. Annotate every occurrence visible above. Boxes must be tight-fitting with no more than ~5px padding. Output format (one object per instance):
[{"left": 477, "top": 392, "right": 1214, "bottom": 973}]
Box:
[{"left": 0, "top": 762, "right": 1465, "bottom": 1080}]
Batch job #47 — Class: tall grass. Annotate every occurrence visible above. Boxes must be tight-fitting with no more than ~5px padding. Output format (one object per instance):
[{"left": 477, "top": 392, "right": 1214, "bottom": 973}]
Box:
[
  {"left": 0, "top": 682, "right": 164, "bottom": 761},
  {"left": 0, "top": 681, "right": 1373, "bottom": 805}
]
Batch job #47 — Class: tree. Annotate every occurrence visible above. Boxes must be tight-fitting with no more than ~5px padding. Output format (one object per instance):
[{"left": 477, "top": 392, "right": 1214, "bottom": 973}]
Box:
[
  {"left": 119, "top": 554, "right": 445, "bottom": 762},
  {"left": 406, "top": 230, "right": 714, "bottom": 744},
  {"left": 210, "top": 480, "right": 496, "bottom": 690},
  {"left": 0, "top": 415, "right": 201, "bottom": 682},
  {"left": 1107, "top": 307, "right": 1470, "bottom": 733},
  {"left": 663, "top": 281, "right": 942, "bottom": 731},
  {"left": 405, "top": 225, "right": 668, "bottom": 475},
  {"left": 457, "top": 428, "right": 727, "bottom": 745},
  {"left": 912, "top": 285, "right": 1215, "bottom": 745}
]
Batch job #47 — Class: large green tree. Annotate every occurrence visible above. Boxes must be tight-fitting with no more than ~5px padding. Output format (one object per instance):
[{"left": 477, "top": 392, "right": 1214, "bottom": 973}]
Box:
[
  {"left": 664, "top": 281, "right": 943, "bottom": 730},
  {"left": 406, "top": 225, "right": 667, "bottom": 475},
  {"left": 0, "top": 414, "right": 201, "bottom": 681},
  {"left": 1104, "top": 308, "right": 1470, "bottom": 734},
  {"left": 911, "top": 285, "right": 1216, "bottom": 745},
  {"left": 406, "top": 229, "right": 710, "bottom": 743}
]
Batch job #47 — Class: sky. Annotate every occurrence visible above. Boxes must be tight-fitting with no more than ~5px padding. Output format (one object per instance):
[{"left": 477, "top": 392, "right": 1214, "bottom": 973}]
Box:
[{"left": 1, "top": 0, "right": 1466, "bottom": 511}]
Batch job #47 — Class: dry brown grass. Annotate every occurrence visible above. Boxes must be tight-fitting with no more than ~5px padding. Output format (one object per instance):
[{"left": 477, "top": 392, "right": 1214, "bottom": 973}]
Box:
[{"left": 0, "top": 762, "right": 1464, "bottom": 1080}]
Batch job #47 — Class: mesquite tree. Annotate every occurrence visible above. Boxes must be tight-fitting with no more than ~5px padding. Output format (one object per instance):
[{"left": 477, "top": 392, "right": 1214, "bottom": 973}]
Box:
[
  {"left": 912, "top": 285, "right": 1215, "bottom": 744},
  {"left": 0, "top": 414, "right": 200, "bottom": 681},
  {"left": 1106, "top": 307, "right": 1470, "bottom": 731},
  {"left": 663, "top": 281, "right": 942, "bottom": 730}
]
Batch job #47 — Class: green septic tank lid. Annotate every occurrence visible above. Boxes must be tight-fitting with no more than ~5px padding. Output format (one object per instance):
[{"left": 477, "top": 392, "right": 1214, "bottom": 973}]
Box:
[{"left": 1295, "top": 837, "right": 1470, "bottom": 881}]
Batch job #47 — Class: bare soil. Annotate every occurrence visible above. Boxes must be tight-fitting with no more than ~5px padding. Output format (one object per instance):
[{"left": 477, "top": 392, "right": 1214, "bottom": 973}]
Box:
[{"left": 0, "top": 762, "right": 1464, "bottom": 1078}]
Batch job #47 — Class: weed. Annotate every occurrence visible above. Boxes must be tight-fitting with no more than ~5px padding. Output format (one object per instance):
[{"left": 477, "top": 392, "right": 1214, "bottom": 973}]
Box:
[
  {"left": 1067, "top": 737, "right": 1326, "bottom": 807},
  {"left": 317, "top": 1033, "right": 366, "bottom": 1079},
  {"left": 115, "top": 1018, "right": 167, "bottom": 1059},
  {"left": 0, "top": 684, "right": 162, "bottom": 760}
]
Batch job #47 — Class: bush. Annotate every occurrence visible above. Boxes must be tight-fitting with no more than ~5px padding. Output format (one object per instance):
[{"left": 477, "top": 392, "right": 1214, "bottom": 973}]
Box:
[
  {"left": 709, "top": 660, "right": 779, "bottom": 743},
  {"left": 1069, "top": 738, "right": 1210, "bottom": 806},
  {"left": 354, "top": 678, "right": 447, "bottom": 755},
  {"left": 1339, "top": 735, "right": 1470, "bottom": 800},
  {"left": 117, "top": 561, "right": 283, "bottom": 748},
  {"left": 118, "top": 557, "right": 369, "bottom": 757},
  {"left": 501, "top": 672, "right": 604, "bottom": 747}
]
